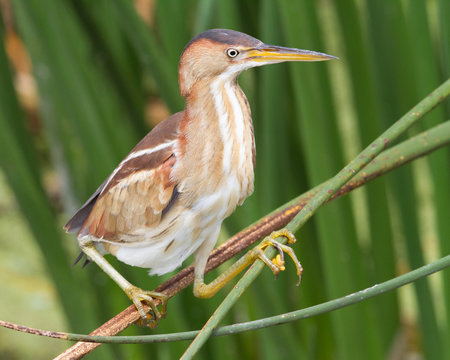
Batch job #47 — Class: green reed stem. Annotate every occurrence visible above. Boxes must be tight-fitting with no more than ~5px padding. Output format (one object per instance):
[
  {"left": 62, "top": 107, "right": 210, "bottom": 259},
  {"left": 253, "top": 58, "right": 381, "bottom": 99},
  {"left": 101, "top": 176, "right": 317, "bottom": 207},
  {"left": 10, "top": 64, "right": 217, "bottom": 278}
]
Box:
[{"left": 179, "top": 78, "right": 450, "bottom": 359}]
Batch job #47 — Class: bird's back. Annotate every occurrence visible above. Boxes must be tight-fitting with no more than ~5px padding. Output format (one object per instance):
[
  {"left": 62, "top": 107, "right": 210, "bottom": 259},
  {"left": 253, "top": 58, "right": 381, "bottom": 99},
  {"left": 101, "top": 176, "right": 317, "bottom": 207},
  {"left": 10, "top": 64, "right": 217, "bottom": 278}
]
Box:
[{"left": 64, "top": 111, "right": 183, "bottom": 239}]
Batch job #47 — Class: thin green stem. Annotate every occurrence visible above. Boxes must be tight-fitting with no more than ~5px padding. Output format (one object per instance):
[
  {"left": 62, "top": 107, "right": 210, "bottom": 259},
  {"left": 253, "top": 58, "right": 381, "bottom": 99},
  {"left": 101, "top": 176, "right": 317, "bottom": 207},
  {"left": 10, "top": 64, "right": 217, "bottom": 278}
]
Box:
[
  {"left": 180, "top": 79, "right": 450, "bottom": 359},
  {"left": 287, "top": 78, "right": 450, "bottom": 233},
  {"left": 1, "top": 117, "right": 449, "bottom": 358},
  {"left": 38, "top": 116, "right": 450, "bottom": 359},
  {"left": 179, "top": 257, "right": 270, "bottom": 358},
  {"left": 2, "top": 255, "right": 449, "bottom": 344}
]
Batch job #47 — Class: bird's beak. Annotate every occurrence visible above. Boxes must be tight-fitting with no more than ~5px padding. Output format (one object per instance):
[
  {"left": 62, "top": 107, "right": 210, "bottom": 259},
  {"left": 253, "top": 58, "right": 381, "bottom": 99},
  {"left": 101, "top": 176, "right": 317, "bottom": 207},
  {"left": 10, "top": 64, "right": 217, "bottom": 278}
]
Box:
[{"left": 246, "top": 44, "right": 337, "bottom": 63}]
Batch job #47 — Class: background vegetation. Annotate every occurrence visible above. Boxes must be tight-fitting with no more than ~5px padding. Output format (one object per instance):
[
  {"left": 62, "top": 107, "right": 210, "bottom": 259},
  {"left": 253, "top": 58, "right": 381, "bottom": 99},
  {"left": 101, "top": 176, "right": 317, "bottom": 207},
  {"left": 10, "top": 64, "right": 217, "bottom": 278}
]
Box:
[{"left": 0, "top": 0, "right": 449, "bottom": 359}]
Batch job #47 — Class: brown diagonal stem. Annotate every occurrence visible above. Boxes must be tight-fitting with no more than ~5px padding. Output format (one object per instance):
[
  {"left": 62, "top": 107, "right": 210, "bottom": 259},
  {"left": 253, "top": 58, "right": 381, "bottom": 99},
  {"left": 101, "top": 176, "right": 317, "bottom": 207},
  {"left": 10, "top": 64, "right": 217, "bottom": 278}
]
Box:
[{"left": 55, "top": 119, "right": 450, "bottom": 359}]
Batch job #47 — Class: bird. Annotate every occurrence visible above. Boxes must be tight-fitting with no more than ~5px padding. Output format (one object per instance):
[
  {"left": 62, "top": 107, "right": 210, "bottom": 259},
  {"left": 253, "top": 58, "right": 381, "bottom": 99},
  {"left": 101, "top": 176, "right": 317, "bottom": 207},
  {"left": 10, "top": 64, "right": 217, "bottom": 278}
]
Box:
[{"left": 64, "top": 29, "right": 336, "bottom": 327}]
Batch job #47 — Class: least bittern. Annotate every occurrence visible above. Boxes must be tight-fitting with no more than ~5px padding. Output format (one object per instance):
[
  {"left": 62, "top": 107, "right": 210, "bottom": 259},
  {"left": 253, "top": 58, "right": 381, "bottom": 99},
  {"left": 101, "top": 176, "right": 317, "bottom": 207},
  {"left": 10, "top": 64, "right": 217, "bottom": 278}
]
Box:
[{"left": 65, "top": 29, "right": 336, "bottom": 327}]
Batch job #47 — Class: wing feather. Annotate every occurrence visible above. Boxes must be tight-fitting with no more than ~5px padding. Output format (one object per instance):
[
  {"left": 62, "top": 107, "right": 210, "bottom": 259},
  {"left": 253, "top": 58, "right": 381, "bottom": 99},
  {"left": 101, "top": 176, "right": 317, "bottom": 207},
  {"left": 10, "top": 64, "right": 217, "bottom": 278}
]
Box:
[
  {"left": 81, "top": 147, "right": 177, "bottom": 240},
  {"left": 65, "top": 111, "right": 184, "bottom": 240}
]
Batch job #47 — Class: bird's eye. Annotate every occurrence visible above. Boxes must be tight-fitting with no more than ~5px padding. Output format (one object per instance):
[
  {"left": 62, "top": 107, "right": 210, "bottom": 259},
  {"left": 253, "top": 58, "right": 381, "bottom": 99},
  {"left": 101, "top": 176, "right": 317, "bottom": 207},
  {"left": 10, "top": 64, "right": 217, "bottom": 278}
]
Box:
[{"left": 226, "top": 48, "right": 239, "bottom": 58}]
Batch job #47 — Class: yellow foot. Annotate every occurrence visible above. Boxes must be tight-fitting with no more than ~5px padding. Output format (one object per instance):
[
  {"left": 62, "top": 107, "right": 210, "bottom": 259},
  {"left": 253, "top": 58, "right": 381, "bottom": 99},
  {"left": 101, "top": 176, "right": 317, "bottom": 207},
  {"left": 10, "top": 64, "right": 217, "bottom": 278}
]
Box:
[
  {"left": 256, "top": 229, "right": 303, "bottom": 285},
  {"left": 125, "top": 285, "right": 167, "bottom": 328}
]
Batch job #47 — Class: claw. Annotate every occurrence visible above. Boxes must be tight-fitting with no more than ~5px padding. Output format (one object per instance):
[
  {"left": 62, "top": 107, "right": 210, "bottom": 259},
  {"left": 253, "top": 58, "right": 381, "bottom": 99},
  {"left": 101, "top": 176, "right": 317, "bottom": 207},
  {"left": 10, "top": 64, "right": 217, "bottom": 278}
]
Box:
[
  {"left": 272, "top": 254, "right": 286, "bottom": 271},
  {"left": 125, "top": 285, "right": 167, "bottom": 328},
  {"left": 270, "top": 229, "right": 296, "bottom": 245},
  {"left": 255, "top": 228, "right": 303, "bottom": 285}
]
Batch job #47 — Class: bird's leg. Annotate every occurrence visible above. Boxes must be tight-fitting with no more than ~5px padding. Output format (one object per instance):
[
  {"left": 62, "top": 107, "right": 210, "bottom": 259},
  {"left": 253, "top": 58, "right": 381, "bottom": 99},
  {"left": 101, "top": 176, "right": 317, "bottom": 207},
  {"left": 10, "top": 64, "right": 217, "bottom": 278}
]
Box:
[
  {"left": 78, "top": 238, "right": 167, "bottom": 328},
  {"left": 193, "top": 229, "right": 303, "bottom": 298}
]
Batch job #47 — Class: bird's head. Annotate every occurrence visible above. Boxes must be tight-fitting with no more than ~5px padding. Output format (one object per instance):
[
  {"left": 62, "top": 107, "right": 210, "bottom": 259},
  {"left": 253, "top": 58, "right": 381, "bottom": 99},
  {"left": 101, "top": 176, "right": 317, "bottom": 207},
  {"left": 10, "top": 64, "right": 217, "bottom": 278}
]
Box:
[{"left": 178, "top": 29, "right": 336, "bottom": 96}]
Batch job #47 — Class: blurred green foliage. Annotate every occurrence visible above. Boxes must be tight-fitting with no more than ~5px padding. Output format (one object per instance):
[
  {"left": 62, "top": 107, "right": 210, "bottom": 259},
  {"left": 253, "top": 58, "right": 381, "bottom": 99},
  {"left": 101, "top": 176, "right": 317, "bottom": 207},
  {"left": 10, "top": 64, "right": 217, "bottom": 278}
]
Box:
[{"left": 0, "top": 0, "right": 449, "bottom": 359}]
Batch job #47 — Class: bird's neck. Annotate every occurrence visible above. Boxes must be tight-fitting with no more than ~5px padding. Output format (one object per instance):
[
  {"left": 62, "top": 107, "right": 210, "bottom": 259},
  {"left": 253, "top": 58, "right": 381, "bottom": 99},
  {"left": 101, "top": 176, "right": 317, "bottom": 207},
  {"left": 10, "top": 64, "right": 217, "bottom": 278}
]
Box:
[{"left": 175, "top": 76, "right": 255, "bottom": 204}]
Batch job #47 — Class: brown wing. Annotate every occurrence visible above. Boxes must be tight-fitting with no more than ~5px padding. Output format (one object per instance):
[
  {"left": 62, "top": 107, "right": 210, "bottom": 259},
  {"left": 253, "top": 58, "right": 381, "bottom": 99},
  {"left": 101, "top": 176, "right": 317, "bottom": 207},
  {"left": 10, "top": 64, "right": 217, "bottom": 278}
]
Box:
[
  {"left": 64, "top": 111, "right": 184, "bottom": 240},
  {"left": 80, "top": 154, "right": 176, "bottom": 239}
]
